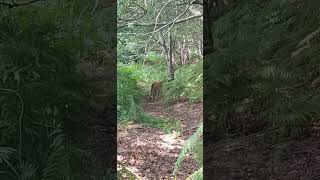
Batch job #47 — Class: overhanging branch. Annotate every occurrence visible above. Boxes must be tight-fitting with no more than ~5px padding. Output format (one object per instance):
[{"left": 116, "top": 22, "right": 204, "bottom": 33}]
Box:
[{"left": 120, "top": 14, "right": 202, "bottom": 28}]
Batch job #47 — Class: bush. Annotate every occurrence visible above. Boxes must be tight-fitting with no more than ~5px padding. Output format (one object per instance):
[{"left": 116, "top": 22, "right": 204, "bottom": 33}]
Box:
[
  {"left": 0, "top": 2, "right": 111, "bottom": 179},
  {"left": 144, "top": 52, "right": 166, "bottom": 65},
  {"left": 117, "top": 65, "right": 143, "bottom": 121},
  {"left": 163, "top": 61, "right": 203, "bottom": 103}
]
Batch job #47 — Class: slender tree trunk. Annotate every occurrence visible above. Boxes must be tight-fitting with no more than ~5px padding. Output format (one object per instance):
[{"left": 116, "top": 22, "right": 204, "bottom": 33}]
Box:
[
  {"left": 187, "top": 46, "right": 191, "bottom": 63},
  {"left": 167, "top": 31, "right": 174, "bottom": 81},
  {"left": 161, "top": 46, "right": 166, "bottom": 57},
  {"left": 199, "top": 38, "right": 203, "bottom": 58},
  {"left": 178, "top": 41, "right": 182, "bottom": 66},
  {"left": 182, "top": 37, "right": 186, "bottom": 65}
]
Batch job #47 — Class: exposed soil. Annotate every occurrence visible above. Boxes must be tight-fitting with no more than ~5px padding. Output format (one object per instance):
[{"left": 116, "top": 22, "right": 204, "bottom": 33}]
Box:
[{"left": 117, "top": 99, "right": 203, "bottom": 179}]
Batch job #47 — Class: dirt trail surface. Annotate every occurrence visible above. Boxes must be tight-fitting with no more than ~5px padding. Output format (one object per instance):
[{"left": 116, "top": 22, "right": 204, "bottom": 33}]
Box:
[{"left": 117, "top": 99, "right": 203, "bottom": 179}]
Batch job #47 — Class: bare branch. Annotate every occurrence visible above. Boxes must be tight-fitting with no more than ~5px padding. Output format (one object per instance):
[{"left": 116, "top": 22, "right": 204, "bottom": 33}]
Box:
[
  {"left": 118, "top": 0, "right": 202, "bottom": 29},
  {"left": 0, "top": 0, "right": 45, "bottom": 8},
  {"left": 145, "top": 1, "right": 196, "bottom": 56},
  {"left": 129, "top": 14, "right": 201, "bottom": 27},
  {"left": 144, "top": 0, "right": 172, "bottom": 53},
  {"left": 177, "top": 0, "right": 203, "bottom": 6},
  {"left": 91, "top": 0, "right": 99, "bottom": 15},
  {"left": 118, "top": 14, "right": 202, "bottom": 30},
  {"left": 118, "top": 2, "right": 147, "bottom": 22},
  {"left": 91, "top": 0, "right": 116, "bottom": 14}
]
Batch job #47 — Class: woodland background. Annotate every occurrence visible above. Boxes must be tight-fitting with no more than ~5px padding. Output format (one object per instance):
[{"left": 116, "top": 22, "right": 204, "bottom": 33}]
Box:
[{"left": 1, "top": 0, "right": 320, "bottom": 179}]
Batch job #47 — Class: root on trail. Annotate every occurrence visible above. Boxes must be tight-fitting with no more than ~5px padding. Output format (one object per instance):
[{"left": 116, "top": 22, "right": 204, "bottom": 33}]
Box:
[{"left": 117, "top": 99, "right": 203, "bottom": 179}]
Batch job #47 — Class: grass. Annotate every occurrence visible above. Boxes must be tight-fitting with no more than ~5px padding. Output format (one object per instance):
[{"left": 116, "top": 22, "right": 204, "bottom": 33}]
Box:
[
  {"left": 139, "top": 113, "right": 182, "bottom": 134},
  {"left": 120, "top": 112, "right": 182, "bottom": 135}
]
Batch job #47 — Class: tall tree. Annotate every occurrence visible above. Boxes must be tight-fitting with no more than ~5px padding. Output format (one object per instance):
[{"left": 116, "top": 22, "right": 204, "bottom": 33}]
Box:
[{"left": 118, "top": 0, "right": 203, "bottom": 80}]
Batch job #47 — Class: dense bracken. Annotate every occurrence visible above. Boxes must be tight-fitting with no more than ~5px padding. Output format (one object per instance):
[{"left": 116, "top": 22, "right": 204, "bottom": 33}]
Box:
[
  {"left": 206, "top": 0, "right": 320, "bottom": 140},
  {"left": 0, "top": 1, "right": 115, "bottom": 179}
]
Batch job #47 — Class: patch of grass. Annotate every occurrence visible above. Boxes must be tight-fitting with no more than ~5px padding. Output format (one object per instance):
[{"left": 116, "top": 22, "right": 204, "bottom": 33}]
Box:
[
  {"left": 162, "top": 61, "right": 203, "bottom": 103},
  {"left": 122, "top": 112, "right": 182, "bottom": 135},
  {"left": 126, "top": 57, "right": 203, "bottom": 104},
  {"left": 140, "top": 113, "right": 182, "bottom": 134}
]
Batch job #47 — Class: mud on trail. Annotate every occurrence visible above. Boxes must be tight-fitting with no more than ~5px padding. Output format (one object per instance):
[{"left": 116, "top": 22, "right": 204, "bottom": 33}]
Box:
[{"left": 117, "top": 99, "right": 203, "bottom": 179}]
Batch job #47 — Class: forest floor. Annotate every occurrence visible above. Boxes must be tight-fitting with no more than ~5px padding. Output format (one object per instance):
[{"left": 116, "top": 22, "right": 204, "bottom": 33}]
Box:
[
  {"left": 117, "top": 98, "right": 203, "bottom": 179},
  {"left": 206, "top": 125, "right": 320, "bottom": 179}
]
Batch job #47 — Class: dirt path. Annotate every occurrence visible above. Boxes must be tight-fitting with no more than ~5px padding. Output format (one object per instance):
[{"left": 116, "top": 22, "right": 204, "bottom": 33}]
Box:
[{"left": 117, "top": 99, "right": 203, "bottom": 179}]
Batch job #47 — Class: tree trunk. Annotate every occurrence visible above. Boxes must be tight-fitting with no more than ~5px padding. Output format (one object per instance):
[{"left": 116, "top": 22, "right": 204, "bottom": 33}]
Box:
[
  {"left": 178, "top": 41, "right": 183, "bottom": 66},
  {"left": 167, "top": 31, "right": 174, "bottom": 81},
  {"left": 199, "top": 38, "right": 203, "bottom": 58},
  {"left": 182, "top": 37, "right": 186, "bottom": 65}
]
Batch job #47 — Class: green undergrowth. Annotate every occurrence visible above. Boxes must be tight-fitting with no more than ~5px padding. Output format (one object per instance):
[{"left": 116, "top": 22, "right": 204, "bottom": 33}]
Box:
[
  {"left": 117, "top": 54, "right": 202, "bottom": 134},
  {"left": 117, "top": 64, "right": 182, "bottom": 134},
  {"left": 162, "top": 61, "right": 203, "bottom": 103},
  {"left": 0, "top": 2, "right": 115, "bottom": 179},
  {"left": 121, "top": 112, "right": 182, "bottom": 135},
  {"left": 141, "top": 52, "right": 167, "bottom": 84},
  {"left": 173, "top": 123, "right": 203, "bottom": 179},
  {"left": 207, "top": 0, "right": 320, "bottom": 137},
  {"left": 128, "top": 53, "right": 203, "bottom": 104},
  {"left": 138, "top": 113, "right": 182, "bottom": 134},
  {"left": 117, "top": 64, "right": 143, "bottom": 121}
]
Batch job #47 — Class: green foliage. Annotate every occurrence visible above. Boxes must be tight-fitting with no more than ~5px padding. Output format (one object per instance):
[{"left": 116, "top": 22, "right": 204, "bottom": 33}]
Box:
[
  {"left": 207, "top": 0, "right": 320, "bottom": 136},
  {"left": 0, "top": 129, "right": 68, "bottom": 180},
  {"left": 140, "top": 57, "right": 167, "bottom": 84},
  {"left": 0, "top": 1, "right": 113, "bottom": 179},
  {"left": 118, "top": 1, "right": 203, "bottom": 178},
  {"left": 173, "top": 123, "right": 203, "bottom": 178},
  {"left": 163, "top": 61, "right": 203, "bottom": 103},
  {"left": 117, "top": 162, "right": 141, "bottom": 180},
  {"left": 119, "top": 52, "right": 203, "bottom": 104},
  {"left": 117, "top": 63, "right": 182, "bottom": 133},
  {"left": 139, "top": 113, "right": 182, "bottom": 134},
  {"left": 144, "top": 52, "right": 165, "bottom": 64},
  {"left": 186, "top": 167, "right": 203, "bottom": 180},
  {"left": 117, "top": 0, "right": 203, "bottom": 66},
  {"left": 117, "top": 36, "right": 145, "bottom": 64},
  {"left": 117, "top": 64, "right": 143, "bottom": 121}
]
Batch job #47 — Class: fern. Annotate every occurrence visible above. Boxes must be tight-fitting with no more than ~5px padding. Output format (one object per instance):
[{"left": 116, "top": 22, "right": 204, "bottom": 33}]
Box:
[
  {"left": 173, "top": 123, "right": 203, "bottom": 176},
  {"left": 41, "top": 129, "right": 68, "bottom": 180},
  {"left": 163, "top": 61, "right": 203, "bottom": 103},
  {"left": 18, "top": 161, "right": 38, "bottom": 180},
  {"left": 186, "top": 167, "right": 203, "bottom": 180},
  {"left": 207, "top": 0, "right": 320, "bottom": 138},
  {"left": 0, "top": 147, "right": 18, "bottom": 178},
  {"left": 117, "top": 65, "right": 143, "bottom": 121},
  {"left": 0, "top": 1, "right": 112, "bottom": 179},
  {"left": 0, "top": 147, "right": 16, "bottom": 164}
]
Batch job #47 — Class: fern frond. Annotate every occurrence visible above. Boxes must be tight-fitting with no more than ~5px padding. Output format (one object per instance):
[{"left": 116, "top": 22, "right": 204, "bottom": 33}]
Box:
[
  {"left": 173, "top": 123, "right": 203, "bottom": 175},
  {"left": 19, "top": 161, "right": 38, "bottom": 180},
  {"left": 0, "top": 147, "right": 15, "bottom": 164},
  {"left": 186, "top": 167, "right": 203, "bottom": 180}
]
